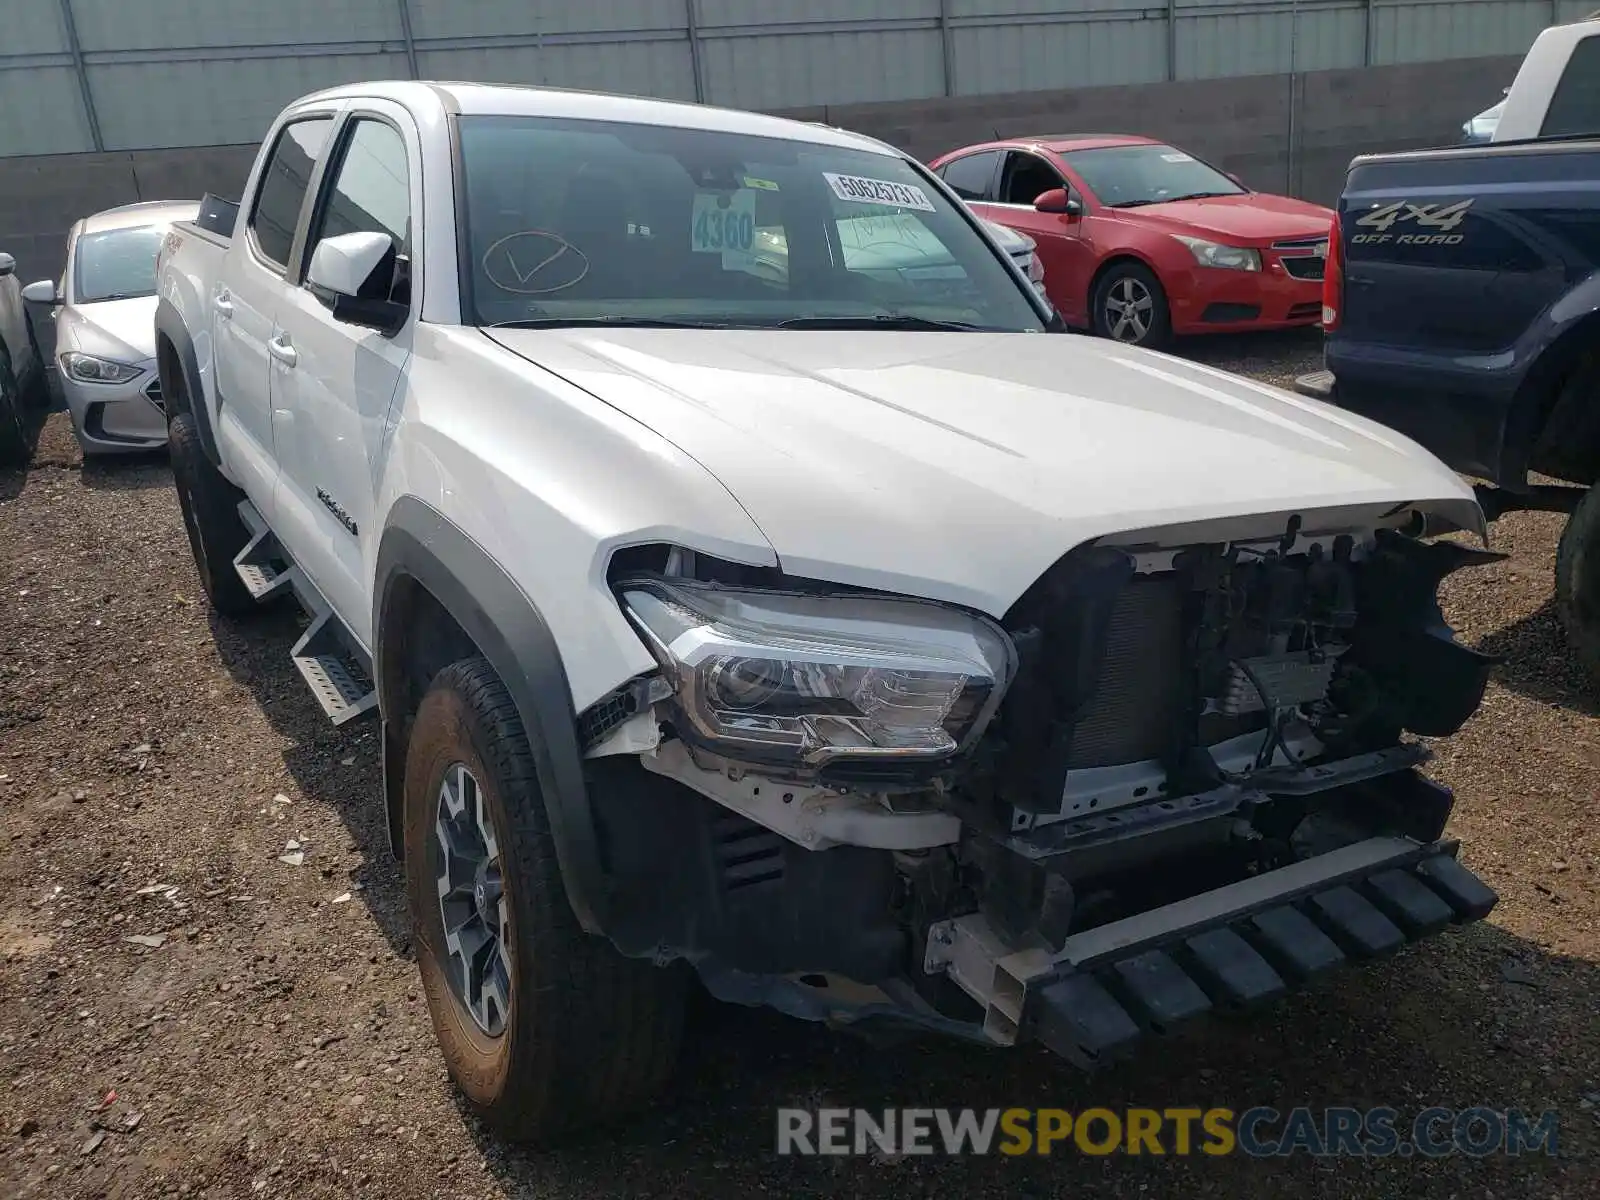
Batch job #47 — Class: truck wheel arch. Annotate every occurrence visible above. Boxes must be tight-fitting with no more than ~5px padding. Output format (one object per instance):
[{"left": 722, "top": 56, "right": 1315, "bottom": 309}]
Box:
[
  {"left": 1517, "top": 303, "right": 1600, "bottom": 487},
  {"left": 373, "top": 496, "right": 609, "bottom": 936},
  {"left": 154, "top": 299, "right": 221, "bottom": 466}
]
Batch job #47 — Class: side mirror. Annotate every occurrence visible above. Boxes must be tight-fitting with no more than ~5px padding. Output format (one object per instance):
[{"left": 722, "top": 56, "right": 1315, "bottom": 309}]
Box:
[
  {"left": 0, "top": 253, "right": 14, "bottom": 278},
  {"left": 1033, "top": 188, "right": 1083, "bottom": 218},
  {"left": 20, "top": 280, "right": 58, "bottom": 304},
  {"left": 306, "top": 231, "right": 406, "bottom": 335}
]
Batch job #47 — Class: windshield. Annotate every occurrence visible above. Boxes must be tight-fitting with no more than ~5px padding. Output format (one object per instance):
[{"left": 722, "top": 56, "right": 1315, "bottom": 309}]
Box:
[
  {"left": 72, "top": 225, "right": 168, "bottom": 303},
  {"left": 1061, "top": 144, "right": 1245, "bottom": 209},
  {"left": 456, "top": 115, "right": 1046, "bottom": 331}
]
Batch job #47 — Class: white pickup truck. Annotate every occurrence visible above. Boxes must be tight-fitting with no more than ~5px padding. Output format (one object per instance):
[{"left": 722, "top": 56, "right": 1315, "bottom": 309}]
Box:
[{"left": 156, "top": 81, "right": 1502, "bottom": 1145}]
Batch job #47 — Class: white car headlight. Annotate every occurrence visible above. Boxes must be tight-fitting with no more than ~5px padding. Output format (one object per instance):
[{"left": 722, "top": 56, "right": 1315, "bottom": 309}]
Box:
[
  {"left": 60, "top": 351, "right": 142, "bottom": 384},
  {"left": 620, "top": 577, "right": 1015, "bottom": 769},
  {"left": 1175, "top": 236, "right": 1261, "bottom": 272}
]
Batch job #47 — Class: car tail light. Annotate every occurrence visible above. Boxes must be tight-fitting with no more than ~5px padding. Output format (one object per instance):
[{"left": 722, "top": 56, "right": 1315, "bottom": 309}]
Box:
[{"left": 1321, "top": 214, "right": 1343, "bottom": 331}]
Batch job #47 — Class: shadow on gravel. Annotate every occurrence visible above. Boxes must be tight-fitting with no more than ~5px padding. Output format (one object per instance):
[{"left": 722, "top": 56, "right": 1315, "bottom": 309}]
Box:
[
  {"left": 1476, "top": 599, "right": 1600, "bottom": 717},
  {"left": 465, "top": 922, "right": 1594, "bottom": 1196},
  {"left": 204, "top": 605, "right": 413, "bottom": 958},
  {"left": 1171, "top": 326, "right": 1323, "bottom": 368},
  {"left": 79, "top": 449, "right": 172, "bottom": 491}
]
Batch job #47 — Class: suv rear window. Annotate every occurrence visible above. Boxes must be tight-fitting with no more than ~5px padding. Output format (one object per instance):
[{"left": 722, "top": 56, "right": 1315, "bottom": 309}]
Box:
[
  {"left": 455, "top": 116, "right": 1043, "bottom": 332},
  {"left": 250, "top": 117, "right": 334, "bottom": 269},
  {"left": 1540, "top": 34, "right": 1600, "bottom": 138}
]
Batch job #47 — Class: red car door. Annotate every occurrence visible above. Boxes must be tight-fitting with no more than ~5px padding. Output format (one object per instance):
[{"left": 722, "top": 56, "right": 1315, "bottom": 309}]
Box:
[{"left": 984, "top": 150, "right": 1097, "bottom": 326}]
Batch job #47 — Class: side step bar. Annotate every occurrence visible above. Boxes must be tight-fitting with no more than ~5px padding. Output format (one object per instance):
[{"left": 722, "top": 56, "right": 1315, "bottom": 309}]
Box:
[
  {"left": 233, "top": 526, "right": 298, "bottom": 601},
  {"left": 291, "top": 612, "right": 378, "bottom": 725},
  {"left": 234, "top": 501, "right": 378, "bottom": 726}
]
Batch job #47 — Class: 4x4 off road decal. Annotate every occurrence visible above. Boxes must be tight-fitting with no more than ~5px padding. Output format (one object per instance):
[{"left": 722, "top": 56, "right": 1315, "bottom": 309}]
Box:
[{"left": 1351, "top": 200, "right": 1473, "bottom": 246}]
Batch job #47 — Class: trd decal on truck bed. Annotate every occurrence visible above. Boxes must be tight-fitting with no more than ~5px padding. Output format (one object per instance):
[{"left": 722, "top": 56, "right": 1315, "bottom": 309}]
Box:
[
  {"left": 316, "top": 488, "right": 359, "bottom": 536},
  {"left": 1351, "top": 200, "right": 1474, "bottom": 246}
]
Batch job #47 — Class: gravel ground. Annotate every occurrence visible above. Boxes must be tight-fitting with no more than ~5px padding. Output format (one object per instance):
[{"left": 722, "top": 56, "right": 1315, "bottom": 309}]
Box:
[{"left": 2, "top": 330, "right": 1595, "bottom": 1198}]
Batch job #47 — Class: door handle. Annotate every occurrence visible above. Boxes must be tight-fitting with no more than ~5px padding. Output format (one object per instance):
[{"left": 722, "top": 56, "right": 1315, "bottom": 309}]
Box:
[
  {"left": 268, "top": 336, "right": 297, "bottom": 368},
  {"left": 214, "top": 291, "right": 234, "bottom": 318}
]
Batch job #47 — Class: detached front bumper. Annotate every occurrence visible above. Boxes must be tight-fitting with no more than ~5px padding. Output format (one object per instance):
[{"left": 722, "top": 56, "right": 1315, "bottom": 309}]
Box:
[{"left": 928, "top": 834, "right": 1496, "bottom": 1067}]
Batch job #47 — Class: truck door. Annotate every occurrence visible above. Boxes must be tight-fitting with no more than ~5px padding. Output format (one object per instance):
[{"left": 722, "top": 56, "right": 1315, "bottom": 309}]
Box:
[
  {"left": 268, "top": 106, "right": 417, "bottom": 650},
  {"left": 214, "top": 114, "right": 337, "bottom": 520}
]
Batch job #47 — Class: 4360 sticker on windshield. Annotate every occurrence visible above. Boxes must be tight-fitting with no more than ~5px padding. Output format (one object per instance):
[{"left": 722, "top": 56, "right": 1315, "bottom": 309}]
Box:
[
  {"left": 823, "top": 173, "right": 935, "bottom": 213},
  {"left": 692, "top": 189, "right": 757, "bottom": 254}
]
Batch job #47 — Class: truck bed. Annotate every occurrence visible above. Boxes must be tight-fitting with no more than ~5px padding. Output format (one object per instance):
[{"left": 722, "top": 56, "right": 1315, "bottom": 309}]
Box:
[{"left": 1316, "top": 132, "right": 1600, "bottom": 487}]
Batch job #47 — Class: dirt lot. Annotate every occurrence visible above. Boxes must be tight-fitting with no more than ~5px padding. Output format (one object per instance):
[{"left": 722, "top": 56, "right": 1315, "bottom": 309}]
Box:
[{"left": 1, "top": 331, "right": 1595, "bottom": 1199}]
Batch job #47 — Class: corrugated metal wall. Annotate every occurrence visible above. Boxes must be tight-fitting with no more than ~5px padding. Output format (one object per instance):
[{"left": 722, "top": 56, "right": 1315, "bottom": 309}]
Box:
[{"left": 0, "top": 0, "right": 1585, "bottom": 157}]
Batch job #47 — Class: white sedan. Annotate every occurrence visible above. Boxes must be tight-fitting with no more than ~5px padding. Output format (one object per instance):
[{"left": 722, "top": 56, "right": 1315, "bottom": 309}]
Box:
[{"left": 23, "top": 199, "right": 198, "bottom": 454}]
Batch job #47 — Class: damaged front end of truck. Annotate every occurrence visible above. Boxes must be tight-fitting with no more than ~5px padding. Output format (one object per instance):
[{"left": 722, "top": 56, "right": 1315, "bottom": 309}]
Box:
[{"left": 580, "top": 507, "right": 1502, "bottom": 1067}]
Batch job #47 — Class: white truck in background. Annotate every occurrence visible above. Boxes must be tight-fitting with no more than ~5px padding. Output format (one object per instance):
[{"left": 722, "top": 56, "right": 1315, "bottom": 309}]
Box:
[
  {"left": 1492, "top": 12, "right": 1600, "bottom": 142},
  {"left": 155, "top": 80, "right": 1501, "bottom": 1145}
]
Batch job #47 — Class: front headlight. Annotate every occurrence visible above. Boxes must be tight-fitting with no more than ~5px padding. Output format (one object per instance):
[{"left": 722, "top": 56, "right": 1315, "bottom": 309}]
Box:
[
  {"left": 1175, "top": 236, "right": 1261, "bottom": 272},
  {"left": 620, "top": 577, "right": 1015, "bottom": 769},
  {"left": 60, "top": 352, "right": 142, "bottom": 384}
]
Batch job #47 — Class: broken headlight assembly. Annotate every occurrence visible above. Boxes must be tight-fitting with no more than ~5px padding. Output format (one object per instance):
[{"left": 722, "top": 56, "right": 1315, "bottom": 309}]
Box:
[{"left": 619, "top": 577, "right": 1016, "bottom": 769}]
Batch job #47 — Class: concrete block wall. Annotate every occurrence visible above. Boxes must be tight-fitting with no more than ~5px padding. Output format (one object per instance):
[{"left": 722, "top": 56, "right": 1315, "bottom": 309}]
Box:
[{"left": 0, "top": 54, "right": 1521, "bottom": 285}]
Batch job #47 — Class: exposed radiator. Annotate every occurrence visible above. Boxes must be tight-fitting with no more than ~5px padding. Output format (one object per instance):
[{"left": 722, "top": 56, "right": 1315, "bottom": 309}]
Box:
[{"left": 1066, "top": 575, "right": 1188, "bottom": 769}]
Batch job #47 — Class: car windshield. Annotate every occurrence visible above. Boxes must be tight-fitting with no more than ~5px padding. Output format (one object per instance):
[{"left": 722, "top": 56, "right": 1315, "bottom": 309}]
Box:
[
  {"left": 1062, "top": 143, "right": 1246, "bottom": 209},
  {"left": 73, "top": 224, "right": 168, "bottom": 303},
  {"left": 456, "top": 115, "right": 1046, "bottom": 331}
]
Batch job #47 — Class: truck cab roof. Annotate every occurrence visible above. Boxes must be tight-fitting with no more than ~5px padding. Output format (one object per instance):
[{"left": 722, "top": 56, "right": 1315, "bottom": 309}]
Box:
[{"left": 290, "top": 79, "right": 898, "bottom": 156}]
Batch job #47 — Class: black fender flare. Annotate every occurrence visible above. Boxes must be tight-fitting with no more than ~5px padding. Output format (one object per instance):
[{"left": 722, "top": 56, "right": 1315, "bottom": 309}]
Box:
[
  {"left": 153, "top": 298, "right": 220, "bottom": 465},
  {"left": 373, "top": 496, "right": 608, "bottom": 936},
  {"left": 1503, "top": 279, "right": 1600, "bottom": 484}
]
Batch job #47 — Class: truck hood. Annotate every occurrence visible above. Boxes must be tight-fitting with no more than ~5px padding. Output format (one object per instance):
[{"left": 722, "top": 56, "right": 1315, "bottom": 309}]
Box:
[
  {"left": 487, "top": 328, "right": 1480, "bottom": 615},
  {"left": 1115, "top": 192, "right": 1332, "bottom": 245}
]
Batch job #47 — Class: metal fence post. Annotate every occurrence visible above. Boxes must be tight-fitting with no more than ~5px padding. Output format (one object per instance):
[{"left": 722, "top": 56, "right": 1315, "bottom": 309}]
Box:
[
  {"left": 1168, "top": 0, "right": 1179, "bottom": 82},
  {"left": 57, "top": 0, "right": 104, "bottom": 152},
  {"left": 686, "top": 0, "right": 707, "bottom": 103},
  {"left": 395, "top": 0, "right": 420, "bottom": 78},
  {"left": 938, "top": 0, "right": 957, "bottom": 96}
]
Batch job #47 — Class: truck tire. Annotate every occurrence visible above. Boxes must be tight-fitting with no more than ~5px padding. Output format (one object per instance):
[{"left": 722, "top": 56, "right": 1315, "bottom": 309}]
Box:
[
  {"left": 0, "top": 340, "right": 30, "bottom": 468},
  {"left": 1092, "top": 261, "right": 1172, "bottom": 350},
  {"left": 168, "top": 412, "right": 257, "bottom": 617},
  {"left": 403, "top": 657, "right": 688, "bottom": 1145},
  {"left": 1555, "top": 481, "right": 1600, "bottom": 685}
]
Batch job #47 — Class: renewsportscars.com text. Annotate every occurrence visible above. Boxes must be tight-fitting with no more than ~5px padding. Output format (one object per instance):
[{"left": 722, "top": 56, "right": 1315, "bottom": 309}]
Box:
[{"left": 776, "top": 1106, "right": 1560, "bottom": 1158}]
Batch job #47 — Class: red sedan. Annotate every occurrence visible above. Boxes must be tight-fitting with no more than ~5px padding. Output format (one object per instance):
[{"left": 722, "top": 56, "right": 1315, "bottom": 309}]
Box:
[{"left": 929, "top": 135, "right": 1333, "bottom": 349}]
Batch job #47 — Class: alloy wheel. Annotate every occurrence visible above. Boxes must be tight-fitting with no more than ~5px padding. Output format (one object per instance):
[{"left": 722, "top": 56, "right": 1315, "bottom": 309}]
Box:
[
  {"left": 432, "top": 762, "right": 512, "bottom": 1037},
  {"left": 1103, "top": 277, "right": 1154, "bottom": 343}
]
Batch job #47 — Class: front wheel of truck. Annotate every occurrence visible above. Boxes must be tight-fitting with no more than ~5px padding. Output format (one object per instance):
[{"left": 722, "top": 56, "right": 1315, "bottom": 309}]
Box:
[
  {"left": 1556, "top": 480, "right": 1600, "bottom": 686},
  {"left": 168, "top": 413, "right": 257, "bottom": 617},
  {"left": 404, "top": 656, "right": 689, "bottom": 1146}
]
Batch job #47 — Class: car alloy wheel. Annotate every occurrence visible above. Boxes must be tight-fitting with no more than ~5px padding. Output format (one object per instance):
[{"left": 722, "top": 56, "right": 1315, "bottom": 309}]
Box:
[
  {"left": 1103, "top": 276, "right": 1155, "bottom": 343},
  {"left": 432, "top": 761, "right": 512, "bottom": 1037}
]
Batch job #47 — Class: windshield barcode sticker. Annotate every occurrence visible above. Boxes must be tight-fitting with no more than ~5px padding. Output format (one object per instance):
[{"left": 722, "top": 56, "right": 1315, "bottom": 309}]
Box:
[{"left": 823, "top": 173, "right": 935, "bottom": 212}]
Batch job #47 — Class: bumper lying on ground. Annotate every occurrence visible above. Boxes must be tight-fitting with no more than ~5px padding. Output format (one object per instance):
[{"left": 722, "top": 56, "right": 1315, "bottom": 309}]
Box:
[{"left": 930, "top": 835, "right": 1496, "bottom": 1068}]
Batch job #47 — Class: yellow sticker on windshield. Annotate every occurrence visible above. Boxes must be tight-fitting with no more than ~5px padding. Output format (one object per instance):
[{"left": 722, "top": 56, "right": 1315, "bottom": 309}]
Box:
[{"left": 743, "top": 176, "right": 780, "bottom": 191}]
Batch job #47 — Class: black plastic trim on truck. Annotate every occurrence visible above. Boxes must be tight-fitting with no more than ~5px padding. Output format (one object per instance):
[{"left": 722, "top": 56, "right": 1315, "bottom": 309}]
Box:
[
  {"left": 153, "top": 298, "right": 220, "bottom": 466},
  {"left": 373, "top": 496, "right": 609, "bottom": 935}
]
